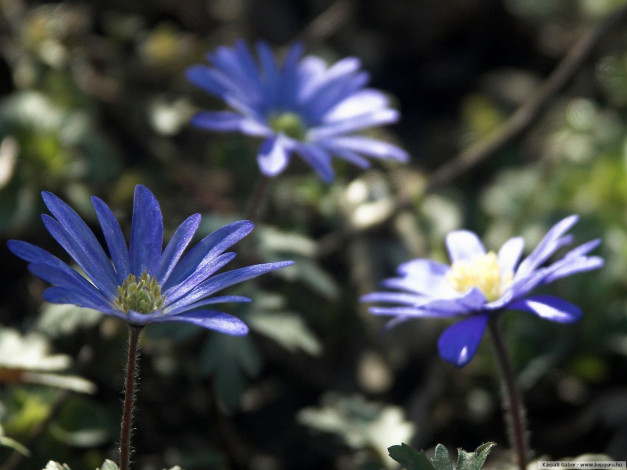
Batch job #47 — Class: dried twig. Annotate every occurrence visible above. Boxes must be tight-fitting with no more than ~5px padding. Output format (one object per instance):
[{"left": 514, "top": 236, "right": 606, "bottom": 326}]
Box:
[{"left": 315, "top": 4, "right": 627, "bottom": 258}]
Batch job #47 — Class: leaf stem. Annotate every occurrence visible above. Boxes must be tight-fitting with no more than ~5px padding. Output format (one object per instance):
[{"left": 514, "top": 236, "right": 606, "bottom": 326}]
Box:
[
  {"left": 120, "top": 325, "right": 142, "bottom": 470},
  {"left": 244, "top": 175, "right": 271, "bottom": 223},
  {"left": 487, "top": 316, "right": 528, "bottom": 470}
]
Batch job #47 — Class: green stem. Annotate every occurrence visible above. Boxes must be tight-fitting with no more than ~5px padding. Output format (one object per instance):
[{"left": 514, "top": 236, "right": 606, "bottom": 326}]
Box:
[
  {"left": 119, "top": 325, "right": 142, "bottom": 470},
  {"left": 487, "top": 316, "right": 528, "bottom": 470},
  {"left": 244, "top": 175, "right": 271, "bottom": 223}
]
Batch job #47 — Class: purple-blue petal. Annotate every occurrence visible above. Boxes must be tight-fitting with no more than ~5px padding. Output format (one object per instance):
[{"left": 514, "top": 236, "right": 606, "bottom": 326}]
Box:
[
  {"left": 515, "top": 215, "right": 578, "bottom": 279},
  {"left": 129, "top": 185, "right": 163, "bottom": 276},
  {"left": 169, "top": 261, "right": 294, "bottom": 310},
  {"left": 446, "top": 230, "right": 486, "bottom": 263},
  {"left": 164, "top": 295, "right": 251, "bottom": 316},
  {"left": 43, "top": 286, "right": 121, "bottom": 317},
  {"left": 497, "top": 236, "right": 524, "bottom": 272},
  {"left": 437, "top": 314, "right": 489, "bottom": 367},
  {"left": 41, "top": 191, "right": 118, "bottom": 295},
  {"left": 164, "top": 220, "right": 254, "bottom": 290},
  {"left": 258, "top": 134, "right": 292, "bottom": 176},
  {"left": 508, "top": 295, "right": 582, "bottom": 323},
  {"left": 154, "top": 213, "right": 201, "bottom": 284},
  {"left": 92, "top": 196, "right": 131, "bottom": 283},
  {"left": 294, "top": 143, "right": 334, "bottom": 182},
  {"left": 153, "top": 310, "right": 249, "bottom": 336},
  {"left": 164, "top": 252, "right": 236, "bottom": 307}
]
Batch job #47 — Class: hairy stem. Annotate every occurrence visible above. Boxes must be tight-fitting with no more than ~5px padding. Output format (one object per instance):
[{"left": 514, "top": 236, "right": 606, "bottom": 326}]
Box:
[
  {"left": 487, "top": 317, "right": 528, "bottom": 470},
  {"left": 120, "top": 325, "right": 142, "bottom": 470}
]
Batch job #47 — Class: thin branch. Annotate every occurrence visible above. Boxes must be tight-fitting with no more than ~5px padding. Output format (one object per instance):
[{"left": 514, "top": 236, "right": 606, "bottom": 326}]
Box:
[{"left": 315, "top": 3, "right": 627, "bottom": 258}]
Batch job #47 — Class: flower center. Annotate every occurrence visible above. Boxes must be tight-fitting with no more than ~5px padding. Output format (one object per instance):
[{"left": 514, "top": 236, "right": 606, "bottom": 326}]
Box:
[
  {"left": 446, "top": 251, "right": 513, "bottom": 302},
  {"left": 115, "top": 272, "right": 166, "bottom": 314},
  {"left": 269, "top": 112, "right": 306, "bottom": 140}
]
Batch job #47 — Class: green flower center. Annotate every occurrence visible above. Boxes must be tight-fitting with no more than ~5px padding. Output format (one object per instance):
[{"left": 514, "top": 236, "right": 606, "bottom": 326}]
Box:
[
  {"left": 268, "top": 112, "right": 306, "bottom": 140},
  {"left": 446, "top": 251, "right": 513, "bottom": 302},
  {"left": 115, "top": 272, "right": 166, "bottom": 314}
]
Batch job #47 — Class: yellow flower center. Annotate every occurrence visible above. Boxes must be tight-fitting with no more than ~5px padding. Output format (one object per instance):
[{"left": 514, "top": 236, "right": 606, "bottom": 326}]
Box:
[
  {"left": 269, "top": 112, "right": 306, "bottom": 140},
  {"left": 446, "top": 251, "right": 513, "bottom": 302},
  {"left": 115, "top": 272, "right": 166, "bottom": 314}
]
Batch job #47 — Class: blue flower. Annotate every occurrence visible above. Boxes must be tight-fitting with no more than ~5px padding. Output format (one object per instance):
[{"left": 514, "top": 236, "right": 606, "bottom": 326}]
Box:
[
  {"left": 361, "top": 216, "right": 603, "bottom": 367},
  {"left": 186, "top": 40, "right": 408, "bottom": 182},
  {"left": 8, "top": 185, "right": 293, "bottom": 335}
]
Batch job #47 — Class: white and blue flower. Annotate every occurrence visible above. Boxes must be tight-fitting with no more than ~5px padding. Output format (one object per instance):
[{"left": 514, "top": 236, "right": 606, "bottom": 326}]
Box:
[{"left": 362, "top": 216, "right": 603, "bottom": 367}]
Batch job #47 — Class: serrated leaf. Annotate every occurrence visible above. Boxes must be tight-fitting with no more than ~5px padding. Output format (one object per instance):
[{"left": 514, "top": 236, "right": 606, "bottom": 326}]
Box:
[
  {"left": 248, "top": 311, "right": 322, "bottom": 356},
  {"left": 433, "top": 444, "right": 453, "bottom": 470},
  {"left": 388, "top": 443, "right": 434, "bottom": 470},
  {"left": 97, "top": 460, "right": 119, "bottom": 470},
  {"left": 456, "top": 442, "right": 496, "bottom": 470}
]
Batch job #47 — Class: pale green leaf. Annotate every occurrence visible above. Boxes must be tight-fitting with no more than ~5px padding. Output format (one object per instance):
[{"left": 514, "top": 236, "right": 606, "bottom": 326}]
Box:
[{"left": 248, "top": 312, "right": 322, "bottom": 356}]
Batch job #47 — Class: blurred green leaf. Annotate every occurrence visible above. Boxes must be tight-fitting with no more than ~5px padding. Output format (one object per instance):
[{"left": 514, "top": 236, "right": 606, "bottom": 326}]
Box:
[
  {"left": 0, "top": 423, "right": 30, "bottom": 456},
  {"left": 36, "top": 304, "right": 101, "bottom": 338},
  {"left": 387, "top": 443, "right": 434, "bottom": 470},
  {"left": 200, "top": 334, "right": 261, "bottom": 409},
  {"left": 0, "top": 328, "right": 95, "bottom": 393},
  {"left": 297, "top": 393, "right": 415, "bottom": 465},
  {"left": 248, "top": 311, "right": 322, "bottom": 356},
  {"left": 43, "top": 462, "right": 72, "bottom": 470}
]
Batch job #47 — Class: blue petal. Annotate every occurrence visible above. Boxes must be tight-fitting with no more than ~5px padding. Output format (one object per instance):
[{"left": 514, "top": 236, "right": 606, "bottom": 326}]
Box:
[
  {"left": 92, "top": 196, "right": 131, "bottom": 284},
  {"left": 497, "top": 236, "right": 524, "bottom": 273},
  {"left": 256, "top": 41, "right": 281, "bottom": 108},
  {"left": 515, "top": 215, "right": 579, "bottom": 280},
  {"left": 509, "top": 295, "right": 582, "bottom": 323},
  {"left": 319, "top": 136, "right": 408, "bottom": 162},
  {"left": 154, "top": 213, "right": 201, "bottom": 284},
  {"left": 164, "top": 252, "right": 236, "bottom": 307},
  {"left": 543, "top": 256, "right": 603, "bottom": 284},
  {"left": 278, "top": 42, "right": 304, "bottom": 109},
  {"left": 446, "top": 230, "right": 486, "bottom": 263},
  {"left": 369, "top": 306, "right": 459, "bottom": 317},
  {"left": 164, "top": 295, "right": 251, "bottom": 316},
  {"left": 295, "top": 144, "right": 334, "bottom": 182},
  {"left": 41, "top": 215, "right": 118, "bottom": 299},
  {"left": 164, "top": 220, "right": 254, "bottom": 290},
  {"left": 419, "top": 287, "right": 487, "bottom": 315},
  {"left": 28, "top": 263, "right": 114, "bottom": 310},
  {"left": 186, "top": 65, "right": 226, "bottom": 97},
  {"left": 258, "top": 134, "right": 292, "bottom": 176},
  {"left": 191, "top": 111, "right": 260, "bottom": 133},
  {"left": 43, "top": 286, "right": 120, "bottom": 317},
  {"left": 129, "top": 185, "right": 163, "bottom": 276},
  {"left": 310, "top": 108, "right": 399, "bottom": 140},
  {"left": 152, "top": 310, "right": 249, "bottom": 336},
  {"left": 360, "top": 291, "right": 428, "bottom": 306},
  {"left": 167, "top": 261, "right": 294, "bottom": 311},
  {"left": 437, "top": 314, "right": 488, "bottom": 367},
  {"left": 41, "top": 191, "right": 118, "bottom": 296}
]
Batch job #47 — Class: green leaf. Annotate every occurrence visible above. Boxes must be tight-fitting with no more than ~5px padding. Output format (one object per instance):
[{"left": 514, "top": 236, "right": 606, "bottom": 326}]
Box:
[
  {"left": 297, "top": 393, "right": 415, "bottom": 463},
  {"left": 248, "top": 311, "right": 322, "bottom": 356},
  {"left": 433, "top": 444, "right": 453, "bottom": 470},
  {"left": 388, "top": 443, "right": 434, "bottom": 470},
  {"left": 455, "top": 442, "right": 496, "bottom": 470},
  {"left": 0, "top": 424, "right": 30, "bottom": 456},
  {"left": 200, "top": 334, "right": 262, "bottom": 409}
]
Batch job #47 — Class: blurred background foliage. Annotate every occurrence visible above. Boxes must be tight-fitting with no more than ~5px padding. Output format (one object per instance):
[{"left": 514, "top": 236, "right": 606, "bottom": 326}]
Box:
[{"left": 1, "top": 0, "right": 627, "bottom": 468}]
